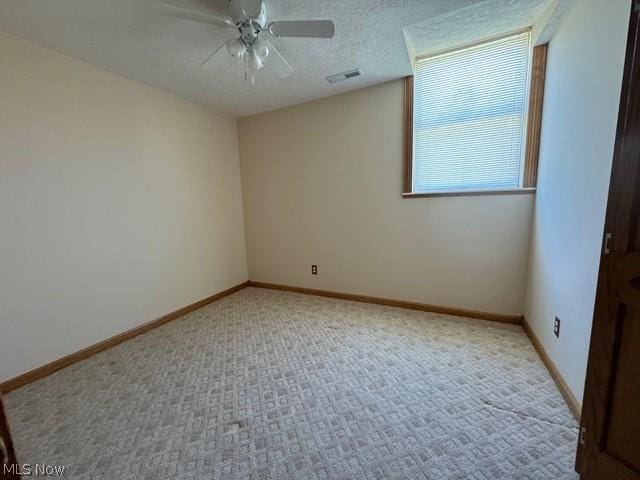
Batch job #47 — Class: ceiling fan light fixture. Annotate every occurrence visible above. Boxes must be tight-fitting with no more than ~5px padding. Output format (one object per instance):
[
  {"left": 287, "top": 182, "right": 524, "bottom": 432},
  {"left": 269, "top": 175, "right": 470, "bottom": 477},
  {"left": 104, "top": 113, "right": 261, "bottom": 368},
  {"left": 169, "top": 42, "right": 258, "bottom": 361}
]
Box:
[
  {"left": 251, "top": 50, "right": 265, "bottom": 71},
  {"left": 227, "top": 38, "right": 247, "bottom": 58},
  {"left": 253, "top": 38, "right": 269, "bottom": 59}
]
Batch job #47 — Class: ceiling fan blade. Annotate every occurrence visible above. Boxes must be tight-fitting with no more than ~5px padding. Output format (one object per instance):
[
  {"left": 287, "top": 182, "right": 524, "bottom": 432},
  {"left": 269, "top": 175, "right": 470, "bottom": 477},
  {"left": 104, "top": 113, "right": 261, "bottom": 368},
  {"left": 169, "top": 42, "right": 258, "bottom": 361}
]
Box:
[
  {"left": 267, "top": 20, "right": 335, "bottom": 38},
  {"left": 263, "top": 40, "right": 293, "bottom": 78},
  {"left": 156, "top": 3, "right": 235, "bottom": 28},
  {"left": 201, "top": 39, "right": 233, "bottom": 70},
  {"left": 241, "top": 0, "right": 262, "bottom": 19}
]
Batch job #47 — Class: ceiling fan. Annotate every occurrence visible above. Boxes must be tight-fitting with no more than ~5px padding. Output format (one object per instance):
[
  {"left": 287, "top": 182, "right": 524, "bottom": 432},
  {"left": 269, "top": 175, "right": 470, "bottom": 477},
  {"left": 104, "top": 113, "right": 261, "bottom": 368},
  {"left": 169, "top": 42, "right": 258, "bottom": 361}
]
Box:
[{"left": 158, "top": 0, "right": 336, "bottom": 83}]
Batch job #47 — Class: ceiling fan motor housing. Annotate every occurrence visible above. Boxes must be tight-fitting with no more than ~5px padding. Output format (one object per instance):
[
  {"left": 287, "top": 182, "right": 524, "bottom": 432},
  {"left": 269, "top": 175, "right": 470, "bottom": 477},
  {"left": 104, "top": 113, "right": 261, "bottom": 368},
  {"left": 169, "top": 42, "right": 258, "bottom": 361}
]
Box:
[
  {"left": 240, "top": 23, "right": 261, "bottom": 47},
  {"left": 229, "top": 0, "right": 267, "bottom": 27}
]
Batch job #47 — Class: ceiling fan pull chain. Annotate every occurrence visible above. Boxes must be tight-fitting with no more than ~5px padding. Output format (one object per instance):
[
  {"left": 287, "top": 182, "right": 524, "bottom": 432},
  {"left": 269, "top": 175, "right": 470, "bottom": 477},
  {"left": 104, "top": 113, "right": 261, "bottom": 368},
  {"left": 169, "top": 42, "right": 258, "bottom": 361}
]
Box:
[{"left": 243, "top": 50, "right": 249, "bottom": 82}]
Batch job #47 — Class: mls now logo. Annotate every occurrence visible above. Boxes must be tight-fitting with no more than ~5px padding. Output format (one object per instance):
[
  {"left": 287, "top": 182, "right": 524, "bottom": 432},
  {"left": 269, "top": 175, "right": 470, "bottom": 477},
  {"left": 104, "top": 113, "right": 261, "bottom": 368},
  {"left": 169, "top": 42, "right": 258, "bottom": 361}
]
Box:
[{"left": 3, "top": 463, "right": 67, "bottom": 477}]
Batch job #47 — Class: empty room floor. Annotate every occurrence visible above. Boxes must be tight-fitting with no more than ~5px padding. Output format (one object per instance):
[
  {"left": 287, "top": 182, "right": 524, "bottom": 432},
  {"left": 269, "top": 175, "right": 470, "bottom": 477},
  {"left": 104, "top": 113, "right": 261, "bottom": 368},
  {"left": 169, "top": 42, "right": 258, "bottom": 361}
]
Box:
[{"left": 5, "top": 288, "right": 579, "bottom": 479}]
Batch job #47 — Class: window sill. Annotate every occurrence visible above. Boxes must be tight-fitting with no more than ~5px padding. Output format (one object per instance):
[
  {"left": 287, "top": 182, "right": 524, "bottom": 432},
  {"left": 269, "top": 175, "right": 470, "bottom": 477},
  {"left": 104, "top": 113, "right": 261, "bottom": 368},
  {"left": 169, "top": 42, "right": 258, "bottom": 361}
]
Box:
[{"left": 402, "top": 188, "right": 536, "bottom": 199}]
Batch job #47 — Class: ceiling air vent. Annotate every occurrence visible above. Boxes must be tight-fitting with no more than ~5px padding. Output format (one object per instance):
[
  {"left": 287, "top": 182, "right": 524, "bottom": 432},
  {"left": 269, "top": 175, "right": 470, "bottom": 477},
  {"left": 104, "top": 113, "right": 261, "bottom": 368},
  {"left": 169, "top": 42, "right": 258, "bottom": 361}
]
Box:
[{"left": 326, "top": 69, "right": 363, "bottom": 84}]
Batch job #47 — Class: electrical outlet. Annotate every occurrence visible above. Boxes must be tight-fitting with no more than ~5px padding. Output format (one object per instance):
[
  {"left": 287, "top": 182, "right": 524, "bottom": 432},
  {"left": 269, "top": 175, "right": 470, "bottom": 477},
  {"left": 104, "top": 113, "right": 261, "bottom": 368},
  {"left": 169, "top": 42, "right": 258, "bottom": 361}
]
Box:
[
  {"left": 554, "top": 317, "right": 561, "bottom": 338},
  {"left": 311, "top": 265, "right": 318, "bottom": 275}
]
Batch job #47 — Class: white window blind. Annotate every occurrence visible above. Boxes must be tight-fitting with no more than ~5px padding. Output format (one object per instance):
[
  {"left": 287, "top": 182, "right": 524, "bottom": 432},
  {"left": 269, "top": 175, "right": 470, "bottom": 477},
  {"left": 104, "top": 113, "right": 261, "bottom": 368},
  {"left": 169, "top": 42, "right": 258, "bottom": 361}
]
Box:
[{"left": 412, "top": 32, "right": 531, "bottom": 193}]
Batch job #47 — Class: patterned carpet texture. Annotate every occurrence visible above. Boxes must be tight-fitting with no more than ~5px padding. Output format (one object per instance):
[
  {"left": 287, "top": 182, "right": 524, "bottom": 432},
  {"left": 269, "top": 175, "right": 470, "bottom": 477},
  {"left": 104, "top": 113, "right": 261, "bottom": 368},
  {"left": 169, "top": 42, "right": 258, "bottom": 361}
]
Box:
[{"left": 5, "top": 288, "right": 579, "bottom": 479}]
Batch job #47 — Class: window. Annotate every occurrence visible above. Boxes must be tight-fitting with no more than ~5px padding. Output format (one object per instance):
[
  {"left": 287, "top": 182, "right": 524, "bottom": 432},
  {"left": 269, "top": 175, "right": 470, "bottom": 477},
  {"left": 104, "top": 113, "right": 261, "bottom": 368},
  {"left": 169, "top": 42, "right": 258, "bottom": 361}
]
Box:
[{"left": 405, "top": 31, "right": 541, "bottom": 196}]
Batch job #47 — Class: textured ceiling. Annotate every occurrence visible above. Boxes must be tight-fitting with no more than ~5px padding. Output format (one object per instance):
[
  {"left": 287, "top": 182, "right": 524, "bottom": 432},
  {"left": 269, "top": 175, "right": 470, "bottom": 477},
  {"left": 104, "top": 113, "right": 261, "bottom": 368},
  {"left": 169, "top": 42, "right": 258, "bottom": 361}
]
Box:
[
  {"left": 0, "top": 0, "right": 573, "bottom": 116},
  {"left": 405, "top": 0, "right": 573, "bottom": 58}
]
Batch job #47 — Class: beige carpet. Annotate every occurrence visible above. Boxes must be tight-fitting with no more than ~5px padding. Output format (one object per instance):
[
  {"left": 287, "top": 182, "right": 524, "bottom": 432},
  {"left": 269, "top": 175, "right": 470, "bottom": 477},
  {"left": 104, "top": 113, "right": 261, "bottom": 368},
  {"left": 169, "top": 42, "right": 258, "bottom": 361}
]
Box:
[{"left": 5, "top": 287, "right": 579, "bottom": 479}]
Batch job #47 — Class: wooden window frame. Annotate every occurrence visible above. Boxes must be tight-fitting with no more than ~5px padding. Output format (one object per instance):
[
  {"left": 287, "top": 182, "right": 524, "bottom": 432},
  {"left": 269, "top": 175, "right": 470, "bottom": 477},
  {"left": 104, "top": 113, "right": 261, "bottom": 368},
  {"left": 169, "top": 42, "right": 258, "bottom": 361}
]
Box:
[
  {"left": 523, "top": 43, "right": 548, "bottom": 188},
  {"left": 403, "top": 43, "right": 548, "bottom": 198},
  {"left": 403, "top": 75, "right": 414, "bottom": 194}
]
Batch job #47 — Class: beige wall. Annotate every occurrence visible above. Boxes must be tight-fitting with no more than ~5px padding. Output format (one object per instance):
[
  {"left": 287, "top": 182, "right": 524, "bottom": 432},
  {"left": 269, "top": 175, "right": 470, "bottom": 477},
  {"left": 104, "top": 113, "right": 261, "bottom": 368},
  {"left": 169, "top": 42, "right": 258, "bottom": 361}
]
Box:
[
  {"left": 239, "top": 80, "right": 534, "bottom": 316},
  {"left": 0, "top": 33, "right": 248, "bottom": 382},
  {"left": 523, "top": 0, "right": 630, "bottom": 403}
]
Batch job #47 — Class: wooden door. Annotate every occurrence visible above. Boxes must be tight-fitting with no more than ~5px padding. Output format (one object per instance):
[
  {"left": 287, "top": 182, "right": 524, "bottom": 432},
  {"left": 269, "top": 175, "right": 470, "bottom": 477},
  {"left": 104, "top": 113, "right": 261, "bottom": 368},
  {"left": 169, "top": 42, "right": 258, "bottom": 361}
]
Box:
[
  {"left": 0, "top": 394, "right": 19, "bottom": 479},
  {"left": 576, "top": 1, "right": 640, "bottom": 479}
]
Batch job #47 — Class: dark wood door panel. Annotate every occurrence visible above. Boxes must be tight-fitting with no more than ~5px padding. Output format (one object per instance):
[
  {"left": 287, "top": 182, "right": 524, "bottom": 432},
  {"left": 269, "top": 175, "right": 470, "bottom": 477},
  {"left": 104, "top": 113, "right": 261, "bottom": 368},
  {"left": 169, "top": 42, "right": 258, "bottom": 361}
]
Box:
[
  {"left": 615, "top": 253, "right": 640, "bottom": 307},
  {"left": 605, "top": 305, "right": 640, "bottom": 470},
  {"left": 0, "top": 395, "right": 20, "bottom": 479}
]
